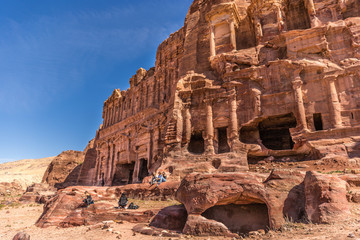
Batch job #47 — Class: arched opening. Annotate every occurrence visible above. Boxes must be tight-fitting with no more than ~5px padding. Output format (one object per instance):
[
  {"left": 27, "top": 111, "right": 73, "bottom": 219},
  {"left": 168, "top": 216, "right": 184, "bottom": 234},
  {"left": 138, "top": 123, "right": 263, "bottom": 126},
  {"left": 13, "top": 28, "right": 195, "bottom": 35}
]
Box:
[
  {"left": 259, "top": 113, "right": 297, "bottom": 150},
  {"left": 285, "top": 0, "right": 311, "bottom": 31},
  {"left": 138, "top": 158, "right": 149, "bottom": 182},
  {"left": 188, "top": 132, "right": 205, "bottom": 154},
  {"left": 202, "top": 203, "right": 269, "bottom": 234}
]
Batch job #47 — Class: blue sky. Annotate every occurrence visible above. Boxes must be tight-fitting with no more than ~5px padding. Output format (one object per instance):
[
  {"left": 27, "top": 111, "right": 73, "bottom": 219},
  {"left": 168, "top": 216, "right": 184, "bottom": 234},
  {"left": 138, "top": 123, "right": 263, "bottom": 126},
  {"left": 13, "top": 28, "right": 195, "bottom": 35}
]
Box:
[{"left": 0, "top": 0, "right": 193, "bottom": 163}]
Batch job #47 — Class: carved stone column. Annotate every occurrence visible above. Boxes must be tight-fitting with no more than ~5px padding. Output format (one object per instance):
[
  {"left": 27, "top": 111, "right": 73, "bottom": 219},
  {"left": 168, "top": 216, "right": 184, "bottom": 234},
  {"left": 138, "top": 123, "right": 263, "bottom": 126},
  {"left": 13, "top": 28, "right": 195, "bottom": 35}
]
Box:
[
  {"left": 229, "top": 93, "right": 241, "bottom": 151},
  {"left": 205, "top": 99, "right": 215, "bottom": 154},
  {"left": 229, "top": 20, "right": 237, "bottom": 51},
  {"left": 176, "top": 108, "right": 183, "bottom": 149},
  {"left": 105, "top": 144, "right": 113, "bottom": 186},
  {"left": 103, "top": 109, "right": 107, "bottom": 128},
  {"left": 292, "top": 76, "right": 308, "bottom": 130},
  {"left": 251, "top": 88, "right": 262, "bottom": 117},
  {"left": 184, "top": 103, "right": 192, "bottom": 148},
  {"left": 327, "top": 76, "right": 343, "bottom": 128},
  {"left": 210, "top": 25, "right": 216, "bottom": 57}
]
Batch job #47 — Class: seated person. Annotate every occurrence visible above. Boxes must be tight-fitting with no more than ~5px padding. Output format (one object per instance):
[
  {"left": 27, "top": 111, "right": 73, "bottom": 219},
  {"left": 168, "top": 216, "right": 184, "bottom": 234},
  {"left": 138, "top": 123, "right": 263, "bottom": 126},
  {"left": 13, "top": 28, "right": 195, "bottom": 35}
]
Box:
[
  {"left": 83, "top": 191, "right": 94, "bottom": 207},
  {"left": 150, "top": 172, "right": 157, "bottom": 186},
  {"left": 118, "top": 193, "right": 128, "bottom": 209},
  {"left": 156, "top": 172, "right": 167, "bottom": 186}
]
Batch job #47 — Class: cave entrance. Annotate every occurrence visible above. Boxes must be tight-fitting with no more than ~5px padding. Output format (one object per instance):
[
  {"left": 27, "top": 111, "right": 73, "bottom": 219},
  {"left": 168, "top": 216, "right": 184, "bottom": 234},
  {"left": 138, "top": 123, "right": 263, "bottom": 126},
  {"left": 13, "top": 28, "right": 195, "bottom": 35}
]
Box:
[
  {"left": 188, "top": 132, "right": 205, "bottom": 154},
  {"left": 259, "top": 113, "right": 297, "bottom": 150},
  {"left": 112, "top": 162, "right": 135, "bottom": 185},
  {"left": 285, "top": 0, "right": 311, "bottom": 31},
  {"left": 202, "top": 203, "right": 269, "bottom": 234},
  {"left": 217, "top": 127, "right": 230, "bottom": 154},
  {"left": 138, "top": 158, "right": 149, "bottom": 182},
  {"left": 313, "top": 113, "right": 323, "bottom": 131}
]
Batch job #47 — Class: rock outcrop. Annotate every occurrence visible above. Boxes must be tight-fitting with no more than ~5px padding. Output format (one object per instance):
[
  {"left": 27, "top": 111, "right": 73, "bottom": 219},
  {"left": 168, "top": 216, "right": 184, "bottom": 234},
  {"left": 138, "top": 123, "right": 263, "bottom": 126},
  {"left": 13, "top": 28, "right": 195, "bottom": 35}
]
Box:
[
  {"left": 304, "top": 171, "right": 350, "bottom": 223},
  {"left": 19, "top": 183, "right": 56, "bottom": 204},
  {"left": 35, "top": 183, "right": 179, "bottom": 228},
  {"left": 0, "top": 181, "right": 23, "bottom": 197},
  {"left": 175, "top": 170, "right": 351, "bottom": 236},
  {"left": 42, "top": 150, "right": 85, "bottom": 189}
]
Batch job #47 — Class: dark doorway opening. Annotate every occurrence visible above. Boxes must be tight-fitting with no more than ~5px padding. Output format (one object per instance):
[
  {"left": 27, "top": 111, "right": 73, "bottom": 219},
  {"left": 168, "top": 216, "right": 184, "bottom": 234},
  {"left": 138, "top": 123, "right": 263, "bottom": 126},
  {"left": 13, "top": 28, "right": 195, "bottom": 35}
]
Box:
[
  {"left": 202, "top": 203, "right": 269, "bottom": 234},
  {"left": 217, "top": 127, "right": 230, "bottom": 154},
  {"left": 285, "top": 0, "right": 311, "bottom": 31},
  {"left": 129, "top": 169, "right": 133, "bottom": 184},
  {"left": 259, "top": 113, "right": 297, "bottom": 150},
  {"left": 188, "top": 132, "right": 205, "bottom": 154},
  {"left": 138, "top": 158, "right": 149, "bottom": 182},
  {"left": 112, "top": 162, "right": 135, "bottom": 185},
  {"left": 313, "top": 113, "right": 323, "bottom": 131}
]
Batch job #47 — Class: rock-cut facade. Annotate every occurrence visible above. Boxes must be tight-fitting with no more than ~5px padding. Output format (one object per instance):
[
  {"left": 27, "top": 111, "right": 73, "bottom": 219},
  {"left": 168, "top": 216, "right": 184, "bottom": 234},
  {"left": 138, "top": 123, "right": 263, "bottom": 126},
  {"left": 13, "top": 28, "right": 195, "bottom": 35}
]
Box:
[{"left": 76, "top": 0, "right": 360, "bottom": 186}]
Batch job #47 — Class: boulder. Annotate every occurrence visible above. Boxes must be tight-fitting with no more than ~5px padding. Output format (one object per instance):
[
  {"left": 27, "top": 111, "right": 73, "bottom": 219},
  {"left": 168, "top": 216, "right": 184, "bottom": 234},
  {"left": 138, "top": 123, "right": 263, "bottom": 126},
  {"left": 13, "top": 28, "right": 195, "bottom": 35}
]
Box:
[
  {"left": 12, "top": 232, "right": 30, "bottom": 240},
  {"left": 183, "top": 215, "right": 237, "bottom": 237},
  {"left": 149, "top": 204, "right": 187, "bottom": 231},
  {"left": 304, "top": 171, "right": 350, "bottom": 224}
]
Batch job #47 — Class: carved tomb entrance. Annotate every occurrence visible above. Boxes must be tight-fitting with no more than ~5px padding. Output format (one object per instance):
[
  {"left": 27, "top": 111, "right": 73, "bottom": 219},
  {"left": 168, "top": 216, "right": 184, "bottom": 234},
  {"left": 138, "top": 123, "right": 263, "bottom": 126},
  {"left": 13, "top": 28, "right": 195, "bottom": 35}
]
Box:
[
  {"left": 112, "top": 162, "right": 135, "bottom": 185},
  {"left": 217, "top": 127, "right": 230, "bottom": 154},
  {"left": 202, "top": 203, "right": 269, "bottom": 234},
  {"left": 188, "top": 132, "right": 205, "bottom": 154},
  {"left": 259, "top": 113, "right": 297, "bottom": 150},
  {"left": 138, "top": 158, "right": 149, "bottom": 182}
]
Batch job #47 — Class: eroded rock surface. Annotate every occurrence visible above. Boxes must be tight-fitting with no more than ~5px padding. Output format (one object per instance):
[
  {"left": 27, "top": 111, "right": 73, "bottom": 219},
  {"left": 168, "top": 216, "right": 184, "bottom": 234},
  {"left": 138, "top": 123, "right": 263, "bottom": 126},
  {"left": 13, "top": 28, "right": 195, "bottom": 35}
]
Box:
[
  {"left": 42, "top": 150, "right": 85, "bottom": 189},
  {"left": 304, "top": 171, "right": 350, "bottom": 223},
  {"left": 175, "top": 170, "right": 352, "bottom": 236},
  {"left": 35, "top": 183, "right": 179, "bottom": 228}
]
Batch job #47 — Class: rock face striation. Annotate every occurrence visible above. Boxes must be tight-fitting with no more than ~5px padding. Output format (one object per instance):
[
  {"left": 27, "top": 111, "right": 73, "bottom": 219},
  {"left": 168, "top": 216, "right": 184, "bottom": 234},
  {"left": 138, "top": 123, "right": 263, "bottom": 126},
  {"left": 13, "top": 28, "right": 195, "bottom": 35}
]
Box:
[
  {"left": 42, "top": 150, "right": 85, "bottom": 189},
  {"left": 75, "top": 0, "right": 360, "bottom": 187}
]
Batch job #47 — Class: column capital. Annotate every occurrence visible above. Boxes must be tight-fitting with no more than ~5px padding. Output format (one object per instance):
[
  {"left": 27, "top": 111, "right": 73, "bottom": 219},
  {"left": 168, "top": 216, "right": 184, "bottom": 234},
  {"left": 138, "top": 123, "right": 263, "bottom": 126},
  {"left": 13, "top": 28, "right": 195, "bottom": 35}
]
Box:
[
  {"left": 324, "top": 75, "right": 337, "bottom": 82},
  {"left": 292, "top": 79, "right": 303, "bottom": 89}
]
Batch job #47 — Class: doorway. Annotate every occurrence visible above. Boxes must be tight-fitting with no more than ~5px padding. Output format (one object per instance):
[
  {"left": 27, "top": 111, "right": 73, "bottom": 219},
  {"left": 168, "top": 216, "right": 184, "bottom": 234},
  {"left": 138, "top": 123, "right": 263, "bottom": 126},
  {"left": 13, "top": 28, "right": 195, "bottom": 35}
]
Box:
[
  {"left": 217, "top": 127, "right": 230, "bottom": 154},
  {"left": 313, "top": 113, "right": 323, "bottom": 131},
  {"left": 138, "top": 158, "right": 149, "bottom": 182}
]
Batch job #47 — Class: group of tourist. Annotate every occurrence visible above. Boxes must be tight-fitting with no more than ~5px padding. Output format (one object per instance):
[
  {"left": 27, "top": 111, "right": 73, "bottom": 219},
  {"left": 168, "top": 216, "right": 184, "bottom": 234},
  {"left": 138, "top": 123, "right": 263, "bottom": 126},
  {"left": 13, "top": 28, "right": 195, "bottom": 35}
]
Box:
[
  {"left": 81, "top": 171, "right": 168, "bottom": 208},
  {"left": 150, "top": 171, "right": 167, "bottom": 186},
  {"left": 82, "top": 191, "right": 138, "bottom": 209}
]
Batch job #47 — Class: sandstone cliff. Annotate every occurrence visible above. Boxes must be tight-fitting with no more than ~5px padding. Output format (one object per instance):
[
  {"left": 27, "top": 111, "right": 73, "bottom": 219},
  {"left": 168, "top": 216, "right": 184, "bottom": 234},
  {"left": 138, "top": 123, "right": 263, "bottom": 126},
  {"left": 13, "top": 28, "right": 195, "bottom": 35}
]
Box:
[{"left": 76, "top": 0, "right": 360, "bottom": 188}]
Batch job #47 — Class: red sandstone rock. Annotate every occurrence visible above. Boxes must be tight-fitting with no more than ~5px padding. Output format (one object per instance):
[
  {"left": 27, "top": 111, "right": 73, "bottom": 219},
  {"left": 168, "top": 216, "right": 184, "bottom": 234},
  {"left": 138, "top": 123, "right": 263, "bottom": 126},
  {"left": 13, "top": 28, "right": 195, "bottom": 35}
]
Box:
[
  {"left": 183, "top": 215, "right": 237, "bottom": 237},
  {"left": 304, "top": 171, "right": 350, "bottom": 224},
  {"left": 12, "top": 232, "right": 30, "bottom": 240},
  {"left": 35, "top": 184, "right": 179, "bottom": 228},
  {"left": 19, "top": 183, "right": 56, "bottom": 204},
  {"left": 149, "top": 205, "right": 187, "bottom": 232},
  {"left": 175, "top": 170, "right": 306, "bottom": 235},
  {"left": 340, "top": 174, "right": 360, "bottom": 187},
  {"left": 42, "top": 150, "right": 85, "bottom": 189}
]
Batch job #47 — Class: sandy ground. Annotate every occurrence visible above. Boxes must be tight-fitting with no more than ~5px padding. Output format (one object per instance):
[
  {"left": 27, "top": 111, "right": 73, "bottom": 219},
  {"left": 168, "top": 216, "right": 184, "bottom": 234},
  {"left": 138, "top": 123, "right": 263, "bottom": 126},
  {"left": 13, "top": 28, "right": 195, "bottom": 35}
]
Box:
[
  {"left": 0, "top": 157, "right": 55, "bottom": 188},
  {"left": 0, "top": 203, "right": 359, "bottom": 240}
]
